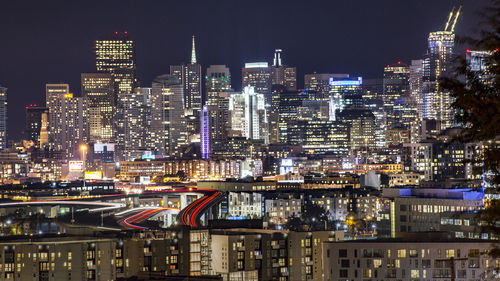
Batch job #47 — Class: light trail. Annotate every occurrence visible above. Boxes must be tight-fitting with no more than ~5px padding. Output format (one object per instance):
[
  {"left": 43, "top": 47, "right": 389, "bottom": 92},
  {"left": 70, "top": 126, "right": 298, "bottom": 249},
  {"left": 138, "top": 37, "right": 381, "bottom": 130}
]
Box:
[{"left": 122, "top": 207, "right": 179, "bottom": 230}]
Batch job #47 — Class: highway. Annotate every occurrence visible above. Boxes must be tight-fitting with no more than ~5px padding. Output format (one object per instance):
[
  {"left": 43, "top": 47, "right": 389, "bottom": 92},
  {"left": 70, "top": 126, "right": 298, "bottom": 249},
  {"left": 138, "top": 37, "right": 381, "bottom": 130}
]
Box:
[
  {"left": 121, "top": 207, "right": 179, "bottom": 230},
  {"left": 0, "top": 187, "right": 225, "bottom": 229},
  {"left": 177, "top": 190, "right": 224, "bottom": 228}
]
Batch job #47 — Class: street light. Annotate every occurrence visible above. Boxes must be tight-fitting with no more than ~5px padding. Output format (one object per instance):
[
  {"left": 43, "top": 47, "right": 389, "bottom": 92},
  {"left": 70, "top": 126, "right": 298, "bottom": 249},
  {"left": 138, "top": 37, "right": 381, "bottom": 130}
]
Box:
[
  {"left": 80, "top": 144, "right": 88, "bottom": 163},
  {"left": 80, "top": 144, "right": 88, "bottom": 190}
]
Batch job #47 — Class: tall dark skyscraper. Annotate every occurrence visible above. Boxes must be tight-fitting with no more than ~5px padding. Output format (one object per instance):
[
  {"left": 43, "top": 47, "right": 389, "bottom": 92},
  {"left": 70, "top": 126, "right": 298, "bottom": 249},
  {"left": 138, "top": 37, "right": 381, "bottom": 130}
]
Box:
[
  {"left": 271, "top": 49, "right": 297, "bottom": 91},
  {"left": 0, "top": 86, "right": 7, "bottom": 149},
  {"left": 383, "top": 62, "right": 410, "bottom": 128},
  {"left": 25, "top": 105, "right": 48, "bottom": 146},
  {"left": 170, "top": 35, "right": 203, "bottom": 140}
]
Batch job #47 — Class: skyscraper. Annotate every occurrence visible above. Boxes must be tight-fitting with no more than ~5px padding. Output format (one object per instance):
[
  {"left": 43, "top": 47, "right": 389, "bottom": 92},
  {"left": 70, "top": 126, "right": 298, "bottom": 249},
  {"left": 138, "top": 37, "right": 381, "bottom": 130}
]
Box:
[
  {"left": 271, "top": 49, "right": 297, "bottom": 91},
  {"left": 121, "top": 87, "right": 153, "bottom": 160},
  {"left": 95, "top": 32, "right": 138, "bottom": 151},
  {"left": 305, "top": 73, "right": 349, "bottom": 98},
  {"left": 0, "top": 86, "right": 6, "bottom": 149},
  {"left": 151, "top": 74, "right": 187, "bottom": 156},
  {"left": 95, "top": 32, "right": 136, "bottom": 73},
  {"left": 25, "top": 105, "right": 48, "bottom": 146},
  {"left": 328, "top": 77, "right": 363, "bottom": 121},
  {"left": 45, "top": 83, "right": 70, "bottom": 148},
  {"left": 206, "top": 65, "right": 231, "bottom": 105},
  {"left": 337, "top": 109, "right": 376, "bottom": 151},
  {"left": 200, "top": 106, "right": 210, "bottom": 159},
  {"left": 229, "top": 86, "right": 268, "bottom": 142},
  {"left": 203, "top": 91, "right": 232, "bottom": 158},
  {"left": 170, "top": 35, "right": 203, "bottom": 140},
  {"left": 422, "top": 7, "right": 461, "bottom": 130},
  {"left": 242, "top": 62, "right": 272, "bottom": 104},
  {"left": 409, "top": 59, "right": 424, "bottom": 143},
  {"left": 45, "top": 90, "right": 88, "bottom": 158},
  {"left": 81, "top": 73, "right": 114, "bottom": 142},
  {"left": 382, "top": 62, "right": 410, "bottom": 128}
]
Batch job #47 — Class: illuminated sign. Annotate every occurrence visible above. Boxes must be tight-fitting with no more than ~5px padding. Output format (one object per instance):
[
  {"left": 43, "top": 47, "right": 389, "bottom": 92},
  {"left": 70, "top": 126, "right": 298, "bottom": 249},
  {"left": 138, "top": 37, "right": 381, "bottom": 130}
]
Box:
[
  {"left": 69, "top": 161, "right": 84, "bottom": 172},
  {"left": 245, "top": 62, "right": 269, "bottom": 68},
  {"left": 141, "top": 153, "right": 155, "bottom": 160},
  {"left": 228, "top": 216, "right": 246, "bottom": 220},
  {"left": 84, "top": 171, "right": 102, "bottom": 180},
  {"left": 329, "top": 77, "right": 362, "bottom": 86}
]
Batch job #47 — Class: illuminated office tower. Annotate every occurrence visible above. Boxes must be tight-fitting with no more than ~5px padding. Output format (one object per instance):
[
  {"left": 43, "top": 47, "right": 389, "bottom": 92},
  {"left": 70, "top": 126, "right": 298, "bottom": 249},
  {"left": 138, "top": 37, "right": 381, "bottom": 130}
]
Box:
[
  {"left": 25, "top": 105, "right": 48, "bottom": 146},
  {"left": 200, "top": 106, "right": 210, "bottom": 159},
  {"left": 0, "top": 86, "right": 6, "bottom": 149},
  {"left": 242, "top": 62, "right": 272, "bottom": 104},
  {"left": 276, "top": 88, "right": 310, "bottom": 143},
  {"left": 286, "top": 120, "right": 350, "bottom": 156},
  {"left": 206, "top": 65, "right": 231, "bottom": 105},
  {"left": 121, "top": 87, "right": 153, "bottom": 160},
  {"left": 409, "top": 59, "right": 424, "bottom": 142},
  {"left": 328, "top": 77, "right": 363, "bottom": 121},
  {"left": 409, "top": 60, "right": 424, "bottom": 118},
  {"left": 271, "top": 49, "right": 297, "bottom": 90},
  {"left": 383, "top": 62, "right": 410, "bottom": 128},
  {"left": 305, "top": 73, "right": 349, "bottom": 98},
  {"left": 95, "top": 32, "right": 138, "bottom": 151},
  {"left": 46, "top": 91, "right": 88, "bottom": 158},
  {"left": 203, "top": 90, "right": 231, "bottom": 158},
  {"left": 337, "top": 109, "right": 376, "bottom": 151},
  {"left": 363, "top": 99, "right": 386, "bottom": 147},
  {"left": 45, "top": 83, "right": 70, "bottom": 148},
  {"left": 422, "top": 7, "right": 461, "bottom": 130},
  {"left": 229, "top": 86, "right": 268, "bottom": 142},
  {"left": 95, "top": 32, "right": 136, "bottom": 73},
  {"left": 270, "top": 85, "right": 285, "bottom": 143},
  {"left": 151, "top": 74, "right": 187, "bottom": 156},
  {"left": 170, "top": 35, "right": 202, "bottom": 140},
  {"left": 81, "top": 73, "right": 114, "bottom": 142}
]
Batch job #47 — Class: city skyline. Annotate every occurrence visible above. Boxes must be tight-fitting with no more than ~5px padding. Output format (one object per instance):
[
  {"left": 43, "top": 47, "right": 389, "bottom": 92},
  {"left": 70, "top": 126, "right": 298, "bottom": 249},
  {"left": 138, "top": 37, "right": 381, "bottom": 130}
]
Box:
[{"left": 0, "top": 0, "right": 489, "bottom": 139}]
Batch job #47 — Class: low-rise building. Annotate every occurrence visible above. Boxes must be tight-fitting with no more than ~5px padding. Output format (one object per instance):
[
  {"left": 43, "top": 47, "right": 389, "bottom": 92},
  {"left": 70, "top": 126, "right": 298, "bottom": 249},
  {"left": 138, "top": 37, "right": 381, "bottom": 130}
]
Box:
[{"left": 322, "top": 238, "right": 498, "bottom": 281}]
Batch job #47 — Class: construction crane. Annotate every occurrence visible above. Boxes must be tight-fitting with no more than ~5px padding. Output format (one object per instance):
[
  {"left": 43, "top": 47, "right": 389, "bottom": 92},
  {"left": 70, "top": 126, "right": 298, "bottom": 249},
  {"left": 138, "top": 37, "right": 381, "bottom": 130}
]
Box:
[
  {"left": 444, "top": 5, "right": 462, "bottom": 32},
  {"left": 450, "top": 6, "right": 462, "bottom": 33},
  {"left": 444, "top": 6, "right": 455, "bottom": 31}
]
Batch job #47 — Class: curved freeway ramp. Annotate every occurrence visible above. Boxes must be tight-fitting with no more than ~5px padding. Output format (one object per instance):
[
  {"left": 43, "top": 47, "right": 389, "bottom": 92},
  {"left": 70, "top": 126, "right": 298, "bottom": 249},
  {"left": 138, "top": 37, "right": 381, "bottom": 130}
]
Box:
[
  {"left": 177, "top": 190, "right": 224, "bottom": 228},
  {"left": 121, "top": 207, "right": 180, "bottom": 230}
]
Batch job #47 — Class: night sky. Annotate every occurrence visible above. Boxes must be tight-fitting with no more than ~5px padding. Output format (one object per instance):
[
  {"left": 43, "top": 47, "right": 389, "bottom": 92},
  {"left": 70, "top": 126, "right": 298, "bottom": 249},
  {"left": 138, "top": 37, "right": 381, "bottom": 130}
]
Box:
[{"left": 0, "top": 0, "right": 489, "bottom": 140}]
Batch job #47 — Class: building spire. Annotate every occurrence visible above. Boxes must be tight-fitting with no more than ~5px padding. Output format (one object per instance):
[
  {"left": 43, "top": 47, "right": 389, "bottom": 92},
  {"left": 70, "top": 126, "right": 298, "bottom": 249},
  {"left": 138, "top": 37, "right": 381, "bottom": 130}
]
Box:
[
  {"left": 273, "top": 49, "right": 282, "bottom": 66},
  {"left": 191, "top": 34, "right": 197, "bottom": 64}
]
